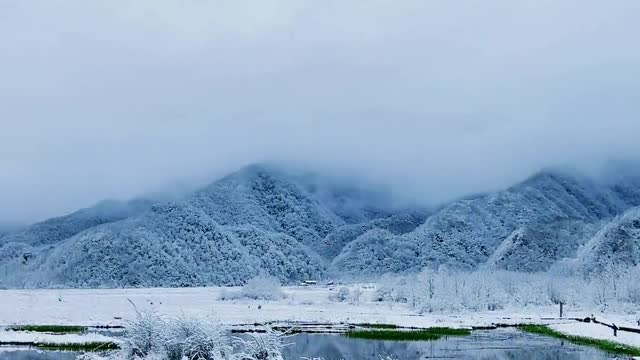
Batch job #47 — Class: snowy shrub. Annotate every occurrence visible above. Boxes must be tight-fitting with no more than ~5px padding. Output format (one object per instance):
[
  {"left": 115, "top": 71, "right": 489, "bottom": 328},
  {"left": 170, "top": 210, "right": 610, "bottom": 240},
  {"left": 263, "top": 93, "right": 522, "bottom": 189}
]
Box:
[
  {"left": 232, "top": 328, "right": 286, "bottom": 360},
  {"left": 124, "top": 306, "right": 167, "bottom": 358},
  {"left": 349, "top": 287, "right": 363, "bottom": 304},
  {"left": 217, "top": 292, "right": 238, "bottom": 301},
  {"left": 328, "top": 286, "right": 363, "bottom": 304},
  {"left": 221, "top": 276, "right": 285, "bottom": 301},
  {"left": 240, "top": 276, "right": 285, "bottom": 301},
  {"left": 329, "top": 287, "right": 350, "bottom": 302},
  {"left": 165, "top": 316, "right": 231, "bottom": 360},
  {"left": 374, "top": 275, "right": 409, "bottom": 303},
  {"left": 98, "top": 309, "right": 285, "bottom": 360}
]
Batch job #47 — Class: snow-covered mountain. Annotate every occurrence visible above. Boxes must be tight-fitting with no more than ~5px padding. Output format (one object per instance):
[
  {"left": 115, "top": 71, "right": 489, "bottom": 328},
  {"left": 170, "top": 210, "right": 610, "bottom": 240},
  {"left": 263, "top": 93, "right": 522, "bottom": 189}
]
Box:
[
  {"left": 1, "top": 164, "right": 639, "bottom": 288},
  {"left": 573, "top": 206, "right": 640, "bottom": 273},
  {"left": 0, "top": 199, "right": 154, "bottom": 246},
  {"left": 0, "top": 164, "right": 422, "bottom": 287},
  {"left": 333, "top": 171, "right": 640, "bottom": 275}
]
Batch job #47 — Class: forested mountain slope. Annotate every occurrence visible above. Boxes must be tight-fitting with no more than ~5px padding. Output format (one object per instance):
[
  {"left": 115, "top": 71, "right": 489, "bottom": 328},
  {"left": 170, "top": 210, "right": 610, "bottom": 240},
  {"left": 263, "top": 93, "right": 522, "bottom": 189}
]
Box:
[
  {"left": 1, "top": 164, "right": 639, "bottom": 288},
  {"left": 333, "top": 171, "right": 640, "bottom": 275},
  {"left": 0, "top": 164, "right": 419, "bottom": 287},
  {"left": 0, "top": 199, "right": 153, "bottom": 246},
  {"left": 574, "top": 206, "right": 640, "bottom": 273}
]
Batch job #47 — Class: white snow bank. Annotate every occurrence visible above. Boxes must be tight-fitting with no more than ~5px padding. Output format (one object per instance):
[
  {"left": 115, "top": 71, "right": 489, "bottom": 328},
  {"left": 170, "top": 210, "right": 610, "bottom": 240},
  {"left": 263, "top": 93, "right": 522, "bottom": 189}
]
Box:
[
  {"left": 0, "top": 331, "right": 121, "bottom": 345},
  {"left": 550, "top": 321, "right": 640, "bottom": 348}
]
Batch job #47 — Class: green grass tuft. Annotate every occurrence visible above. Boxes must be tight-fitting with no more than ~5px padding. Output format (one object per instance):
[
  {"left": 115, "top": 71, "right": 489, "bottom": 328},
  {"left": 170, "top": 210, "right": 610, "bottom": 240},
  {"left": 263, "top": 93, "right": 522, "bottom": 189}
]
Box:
[
  {"left": 518, "top": 324, "right": 640, "bottom": 357},
  {"left": 345, "top": 327, "right": 471, "bottom": 341},
  {"left": 424, "top": 327, "right": 471, "bottom": 336},
  {"left": 8, "top": 325, "right": 87, "bottom": 333},
  {"left": 356, "top": 323, "right": 399, "bottom": 329},
  {"left": 36, "top": 342, "right": 120, "bottom": 351},
  {"left": 345, "top": 330, "right": 442, "bottom": 341}
]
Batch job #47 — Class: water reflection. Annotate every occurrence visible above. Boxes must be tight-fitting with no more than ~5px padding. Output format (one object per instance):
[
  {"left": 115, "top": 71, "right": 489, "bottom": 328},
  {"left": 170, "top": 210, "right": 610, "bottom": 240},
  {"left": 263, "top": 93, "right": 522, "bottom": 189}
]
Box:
[
  {"left": 0, "top": 349, "right": 78, "bottom": 360},
  {"left": 282, "top": 329, "right": 620, "bottom": 360},
  {"left": 0, "top": 328, "right": 622, "bottom": 360}
]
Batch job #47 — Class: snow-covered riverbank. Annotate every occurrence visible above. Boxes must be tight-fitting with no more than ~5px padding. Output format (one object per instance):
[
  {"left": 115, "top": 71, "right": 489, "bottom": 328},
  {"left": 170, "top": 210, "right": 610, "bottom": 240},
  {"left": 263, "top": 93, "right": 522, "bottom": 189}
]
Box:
[
  {"left": 2, "top": 285, "right": 639, "bottom": 349},
  {"left": 0, "top": 331, "right": 120, "bottom": 346}
]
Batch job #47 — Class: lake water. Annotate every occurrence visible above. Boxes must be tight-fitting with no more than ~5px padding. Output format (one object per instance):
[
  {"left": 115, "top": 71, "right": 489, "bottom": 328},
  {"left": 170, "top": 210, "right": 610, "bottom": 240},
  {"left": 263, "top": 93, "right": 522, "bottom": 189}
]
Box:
[
  {"left": 0, "top": 329, "right": 623, "bottom": 360},
  {"left": 282, "top": 329, "right": 622, "bottom": 359}
]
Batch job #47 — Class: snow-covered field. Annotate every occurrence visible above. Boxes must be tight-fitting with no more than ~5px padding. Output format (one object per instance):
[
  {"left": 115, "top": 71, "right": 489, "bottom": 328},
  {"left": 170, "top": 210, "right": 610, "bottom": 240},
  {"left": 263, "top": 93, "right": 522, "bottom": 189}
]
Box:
[
  {"left": 0, "top": 285, "right": 562, "bottom": 327},
  {"left": 1, "top": 285, "right": 639, "bottom": 349},
  {"left": 550, "top": 322, "right": 640, "bottom": 348},
  {"left": 0, "top": 331, "right": 121, "bottom": 345}
]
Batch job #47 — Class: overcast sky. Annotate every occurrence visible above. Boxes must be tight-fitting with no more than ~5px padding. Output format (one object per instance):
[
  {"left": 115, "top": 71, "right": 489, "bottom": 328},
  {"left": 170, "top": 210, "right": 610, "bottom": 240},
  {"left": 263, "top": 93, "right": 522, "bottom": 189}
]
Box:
[{"left": 1, "top": 1, "right": 640, "bottom": 224}]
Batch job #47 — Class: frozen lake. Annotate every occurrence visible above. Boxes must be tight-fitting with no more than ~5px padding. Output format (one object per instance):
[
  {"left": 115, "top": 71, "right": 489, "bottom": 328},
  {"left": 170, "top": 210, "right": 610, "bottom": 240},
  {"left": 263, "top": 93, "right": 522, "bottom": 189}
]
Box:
[{"left": 0, "top": 328, "right": 620, "bottom": 360}]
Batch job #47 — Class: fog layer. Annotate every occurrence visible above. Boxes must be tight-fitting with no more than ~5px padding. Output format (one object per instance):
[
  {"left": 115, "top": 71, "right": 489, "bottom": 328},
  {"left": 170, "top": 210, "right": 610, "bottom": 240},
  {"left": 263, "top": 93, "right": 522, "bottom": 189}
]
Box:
[{"left": 1, "top": 1, "right": 639, "bottom": 223}]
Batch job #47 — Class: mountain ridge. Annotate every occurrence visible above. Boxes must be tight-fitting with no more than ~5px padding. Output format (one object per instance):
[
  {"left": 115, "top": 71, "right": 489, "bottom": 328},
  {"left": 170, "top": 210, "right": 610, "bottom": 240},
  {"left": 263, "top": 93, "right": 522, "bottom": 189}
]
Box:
[{"left": 1, "top": 164, "right": 639, "bottom": 288}]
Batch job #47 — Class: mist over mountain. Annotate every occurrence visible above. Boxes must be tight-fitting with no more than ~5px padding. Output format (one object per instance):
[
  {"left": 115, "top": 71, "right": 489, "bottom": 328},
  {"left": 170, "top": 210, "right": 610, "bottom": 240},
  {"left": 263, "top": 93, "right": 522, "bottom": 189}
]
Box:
[
  {"left": 0, "top": 164, "right": 426, "bottom": 287},
  {"left": 0, "top": 199, "right": 155, "bottom": 247},
  {"left": 333, "top": 170, "right": 640, "bottom": 275},
  {"left": 1, "top": 163, "right": 639, "bottom": 288},
  {"left": 0, "top": 223, "right": 24, "bottom": 236},
  {"left": 3, "top": 1, "right": 640, "bottom": 226}
]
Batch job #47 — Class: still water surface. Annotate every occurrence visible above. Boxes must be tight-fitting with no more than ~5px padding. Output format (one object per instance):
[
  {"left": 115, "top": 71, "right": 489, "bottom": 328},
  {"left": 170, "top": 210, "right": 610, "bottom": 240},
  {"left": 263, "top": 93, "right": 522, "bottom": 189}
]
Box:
[
  {"left": 0, "top": 329, "right": 625, "bottom": 360},
  {"left": 282, "top": 328, "right": 624, "bottom": 359}
]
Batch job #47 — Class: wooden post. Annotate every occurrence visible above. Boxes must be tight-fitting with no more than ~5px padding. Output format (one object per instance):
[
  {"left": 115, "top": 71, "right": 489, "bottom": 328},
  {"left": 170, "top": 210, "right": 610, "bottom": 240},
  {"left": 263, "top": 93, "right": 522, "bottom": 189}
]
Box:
[{"left": 559, "top": 302, "right": 563, "bottom": 318}]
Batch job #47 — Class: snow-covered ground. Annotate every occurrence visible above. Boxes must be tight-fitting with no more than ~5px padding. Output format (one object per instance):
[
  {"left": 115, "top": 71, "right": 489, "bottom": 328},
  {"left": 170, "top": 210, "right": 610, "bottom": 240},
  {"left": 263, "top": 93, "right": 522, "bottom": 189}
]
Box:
[
  {"left": 0, "top": 331, "right": 121, "bottom": 345},
  {"left": 550, "top": 321, "right": 640, "bottom": 348},
  {"left": 0, "top": 285, "right": 556, "bottom": 327},
  {"left": 1, "top": 285, "right": 639, "bottom": 349}
]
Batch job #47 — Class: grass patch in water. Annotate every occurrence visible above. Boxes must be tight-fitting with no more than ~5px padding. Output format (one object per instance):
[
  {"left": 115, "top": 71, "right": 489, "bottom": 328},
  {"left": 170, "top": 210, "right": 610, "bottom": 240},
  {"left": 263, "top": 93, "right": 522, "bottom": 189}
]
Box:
[
  {"left": 345, "top": 330, "right": 441, "bottom": 341},
  {"left": 356, "top": 323, "right": 399, "bottom": 329},
  {"left": 0, "top": 341, "right": 119, "bottom": 352},
  {"left": 7, "top": 325, "right": 87, "bottom": 333},
  {"left": 345, "top": 327, "right": 470, "bottom": 341},
  {"left": 518, "top": 324, "right": 640, "bottom": 357},
  {"left": 36, "top": 342, "right": 120, "bottom": 351},
  {"left": 423, "top": 327, "right": 471, "bottom": 336}
]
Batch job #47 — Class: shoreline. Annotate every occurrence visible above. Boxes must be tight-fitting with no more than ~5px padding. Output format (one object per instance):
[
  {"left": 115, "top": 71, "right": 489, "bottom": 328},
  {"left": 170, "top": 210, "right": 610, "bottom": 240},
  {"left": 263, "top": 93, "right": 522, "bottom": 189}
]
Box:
[{"left": 2, "top": 285, "right": 639, "bottom": 351}]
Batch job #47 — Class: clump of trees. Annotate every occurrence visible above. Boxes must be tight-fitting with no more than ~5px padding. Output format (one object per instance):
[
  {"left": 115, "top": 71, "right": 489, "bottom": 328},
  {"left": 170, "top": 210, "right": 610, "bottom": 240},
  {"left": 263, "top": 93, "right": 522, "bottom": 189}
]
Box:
[{"left": 374, "top": 265, "right": 640, "bottom": 313}]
